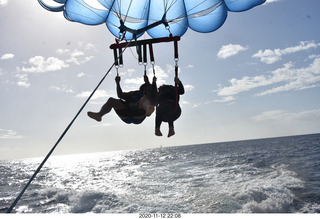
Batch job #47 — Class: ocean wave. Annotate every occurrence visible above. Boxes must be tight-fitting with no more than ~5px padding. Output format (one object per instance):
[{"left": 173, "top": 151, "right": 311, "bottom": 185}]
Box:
[{"left": 1, "top": 134, "right": 320, "bottom": 213}]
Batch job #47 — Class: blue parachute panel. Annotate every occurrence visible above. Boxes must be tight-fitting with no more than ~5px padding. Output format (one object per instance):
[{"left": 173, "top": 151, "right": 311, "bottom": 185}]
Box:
[
  {"left": 64, "top": 0, "right": 108, "bottom": 25},
  {"left": 224, "top": 0, "right": 266, "bottom": 12},
  {"left": 185, "top": 0, "right": 228, "bottom": 33},
  {"left": 147, "top": 0, "right": 188, "bottom": 38},
  {"left": 38, "top": 0, "right": 266, "bottom": 39}
]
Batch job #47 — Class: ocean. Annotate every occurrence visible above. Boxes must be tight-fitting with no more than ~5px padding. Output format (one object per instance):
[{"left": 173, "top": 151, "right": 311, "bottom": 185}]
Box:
[{"left": 1, "top": 133, "right": 319, "bottom": 214}]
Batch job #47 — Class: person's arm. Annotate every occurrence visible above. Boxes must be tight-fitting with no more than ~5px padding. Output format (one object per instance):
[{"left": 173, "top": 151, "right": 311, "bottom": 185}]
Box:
[
  {"left": 175, "top": 77, "right": 185, "bottom": 95},
  {"left": 144, "top": 75, "right": 152, "bottom": 99},
  {"left": 116, "top": 76, "right": 133, "bottom": 99},
  {"left": 150, "top": 76, "right": 157, "bottom": 105},
  {"left": 115, "top": 76, "right": 124, "bottom": 98}
]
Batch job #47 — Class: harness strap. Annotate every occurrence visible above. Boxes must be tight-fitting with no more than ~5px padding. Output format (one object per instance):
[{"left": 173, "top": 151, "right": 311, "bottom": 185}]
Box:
[
  {"left": 118, "top": 47, "right": 123, "bottom": 67},
  {"left": 174, "top": 39, "right": 179, "bottom": 114},
  {"left": 149, "top": 43, "right": 155, "bottom": 64},
  {"left": 143, "top": 44, "right": 147, "bottom": 65},
  {"left": 113, "top": 48, "right": 118, "bottom": 67},
  {"left": 137, "top": 44, "right": 142, "bottom": 64},
  {"left": 174, "top": 39, "right": 179, "bottom": 61}
]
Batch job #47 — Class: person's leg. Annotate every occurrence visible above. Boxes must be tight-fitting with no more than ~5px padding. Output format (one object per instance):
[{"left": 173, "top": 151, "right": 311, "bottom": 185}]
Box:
[
  {"left": 155, "top": 105, "right": 164, "bottom": 136},
  {"left": 87, "top": 97, "right": 125, "bottom": 122},
  {"left": 155, "top": 114, "right": 163, "bottom": 136},
  {"left": 167, "top": 126, "right": 175, "bottom": 138},
  {"left": 167, "top": 113, "right": 175, "bottom": 137},
  {"left": 167, "top": 106, "right": 181, "bottom": 138},
  {"left": 155, "top": 102, "right": 175, "bottom": 137}
]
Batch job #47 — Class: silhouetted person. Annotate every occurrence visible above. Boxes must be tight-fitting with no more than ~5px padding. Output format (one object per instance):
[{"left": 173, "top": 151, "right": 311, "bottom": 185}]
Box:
[
  {"left": 88, "top": 75, "right": 156, "bottom": 124},
  {"left": 155, "top": 76, "right": 184, "bottom": 137}
]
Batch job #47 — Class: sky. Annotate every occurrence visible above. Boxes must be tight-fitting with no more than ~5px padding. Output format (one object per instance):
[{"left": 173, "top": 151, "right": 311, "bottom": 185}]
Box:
[{"left": 1, "top": 0, "right": 320, "bottom": 160}]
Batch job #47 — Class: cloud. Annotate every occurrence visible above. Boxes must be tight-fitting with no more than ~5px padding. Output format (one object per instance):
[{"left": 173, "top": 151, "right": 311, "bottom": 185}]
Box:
[
  {"left": 184, "top": 84, "right": 194, "bottom": 92},
  {"left": 70, "top": 50, "right": 84, "bottom": 57},
  {"left": 17, "top": 81, "right": 30, "bottom": 88},
  {"left": 84, "top": 43, "right": 97, "bottom": 51},
  {"left": 252, "top": 109, "right": 320, "bottom": 122},
  {"left": 113, "top": 64, "right": 181, "bottom": 91},
  {"left": 15, "top": 74, "right": 30, "bottom": 88},
  {"left": 150, "top": 65, "right": 170, "bottom": 85},
  {"left": 124, "top": 77, "right": 144, "bottom": 86},
  {"left": 56, "top": 49, "right": 70, "bottom": 54},
  {"left": 118, "top": 68, "right": 136, "bottom": 78},
  {"left": 256, "top": 58, "right": 320, "bottom": 96},
  {"left": 18, "top": 43, "right": 96, "bottom": 74},
  {"left": 0, "top": 129, "right": 24, "bottom": 139},
  {"left": 50, "top": 86, "right": 74, "bottom": 93},
  {"left": 214, "top": 56, "right": 320, "bottom": 101},
  {"left": 186, "top": 65, "right": 194, "bottom": 69},
  {"left": 121, "top": 65, "right": 171, "bottom": 88},
  {"left": 217, "top": 75, "right": 270, "bottom": 96},
  {"left": 217, "top": 44, "right": 248, "bottom": 59},
  {"left": 67, "top": 55, "right": 95, "bottom": 65},
  {"left": 252, "top": 41, "right": 320, "bottom": 64},
  {"left": 57, "top": 48, "right": 94, "bottom": 65},
  {"left": 77, "top": 72, "right": 86, "bottom": 77},
  {"left": 1, "top": 53, "right": 14, "bottom": 60},
  {"left": 90, "top": 122, "right": 116, "bottom": 128},
  {"left": 76, "top": 89, "right": 108, "bottom": 100},
  {"left": 252, "top": 110, "right": 286, "bottom": 122},
  {"left": 116, "top": 69, "right": 144, "bottom": 90},
  {"left": 0, "top": 0, "right": 8, "bottom": 6},
  {"left": 213, "top": 96, "right": 236, "bottom": 103},
  {"left": 21, "top": 56, "right": 69, "bottom": 73}
]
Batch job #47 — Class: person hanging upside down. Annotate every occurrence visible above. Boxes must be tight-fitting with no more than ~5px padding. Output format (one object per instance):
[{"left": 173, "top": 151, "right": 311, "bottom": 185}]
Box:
[
  {"left": 155, "top": 76, "right": 185, "bottom": 137},
  {"left": 88, "top": 75, "right": 157, "bottom": 124}
]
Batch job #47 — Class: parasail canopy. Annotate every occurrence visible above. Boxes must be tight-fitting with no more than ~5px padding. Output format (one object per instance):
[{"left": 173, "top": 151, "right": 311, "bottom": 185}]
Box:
[{"left": 38, "top": 0, "right": 266, "bottom": 40}]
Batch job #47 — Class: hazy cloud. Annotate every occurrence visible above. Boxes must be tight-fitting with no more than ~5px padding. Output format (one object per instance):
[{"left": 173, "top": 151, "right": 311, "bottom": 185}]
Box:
[
  {"left": 0, "top": 129, "right": 24, "bottom": 139},
  {"left": 253, "top": 41, "right": 320, "bottom": 64},
  {"left": 215, "top": 56, "right": 320, "bottom": 101},
  {"left": 15, "top": 74, "right": 30, "bottom": 88},
  {"left": 213, "top": 96, "right": 236, "bottom": 103},
  {"left": 84, "top": 43, "right": 97, "bottom": 51},
  {"left": 217, "top": 44, "right": 248, "bottom": 59},
  {"left": 252, "top": 109, "right": 320, "bottom": 122},
  {"left": 186, "top": 65, "right": 194, "bottom": 69},
  {"left": 50, "top": 85, "right": 74, "bottom": 93},
  {"left": 57, "top": 48, "right": 94, "bottom": 65},
  {"left": 0, "top": 0, "right": 8, "bottom": 6},
  {"left": 56, "top": 49, "right": 70, "bottom": 54},
  {"left": 77, "top": 72, "right": 86, "bottom": 77},
  {"left": 76, "top": 89, "right": 108, "bottom": 100}
]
